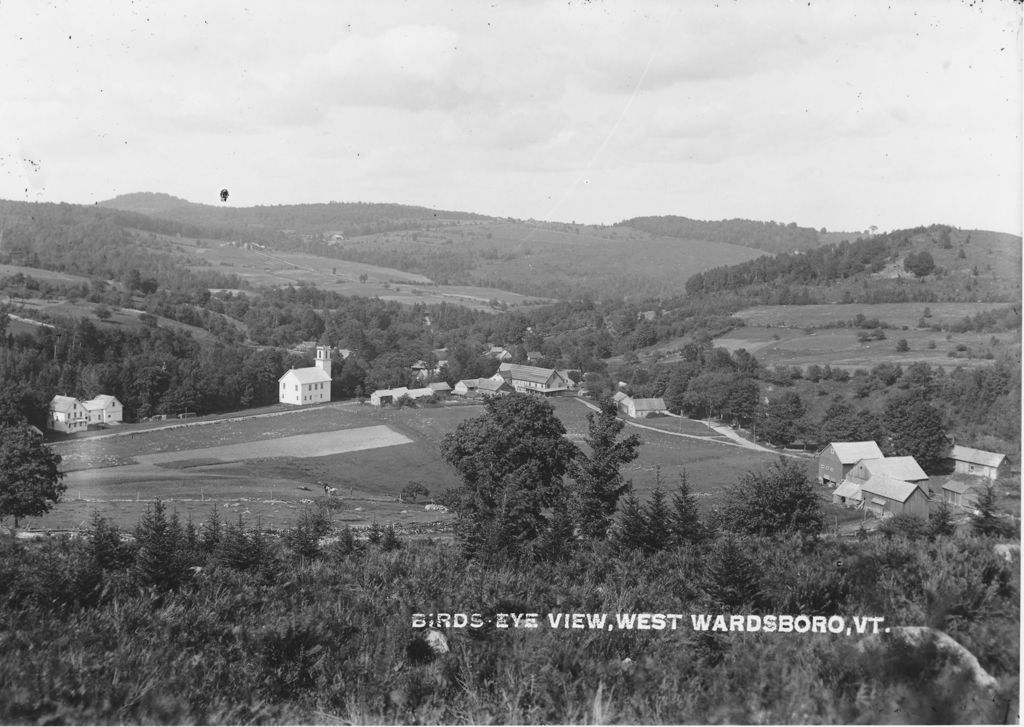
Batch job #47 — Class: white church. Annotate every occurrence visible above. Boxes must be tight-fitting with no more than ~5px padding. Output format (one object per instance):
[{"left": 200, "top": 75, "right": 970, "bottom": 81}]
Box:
[{"left": 278, "top": 345, "right": 333, "bottom": 405}]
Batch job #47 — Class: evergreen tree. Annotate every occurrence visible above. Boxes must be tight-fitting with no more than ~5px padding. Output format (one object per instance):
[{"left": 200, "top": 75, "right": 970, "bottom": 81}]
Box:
[
  {"left": 200, "top": 506, "right": 223, "bottom": 553},
  {"left": 614, "top": 492, "right": 647, "bottom": 552},
  {"left": 927, "top": 501, "right": 956, "bottom": 538},
  {"left": 86, "top": 511, "right": 130, "bottom": 571},
  {"left": 568, "top": 398, "right": 641, "bottom": 540},
  {"left": 642, "top": 485, "right": 672, "bottom": 553},
  {"left": 704, "top": 536, "right": 763, "bottom": 609},
  {"left": 669, "top": 471, "right": 704, "bottom": 545},
  {"left": 133, "top": 500, "right": 186, "bottom": 590},
  {"left": 971, "top": 486, "right": 1012, "bottom": 537}
]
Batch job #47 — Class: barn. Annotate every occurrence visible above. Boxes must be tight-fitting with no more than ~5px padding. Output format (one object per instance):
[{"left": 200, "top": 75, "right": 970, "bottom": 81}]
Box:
[
  {"left": 860, "top": 474, "right": 931, "bottom": 519},
  {"left": 942, "top": 478, "right": 987, "bottom": 509},
  {"left": 816, "top": 441, "right": 884, "bottom": 486},
  {"left": 844, "top": 456, "right": 932, "bottom": 495}
]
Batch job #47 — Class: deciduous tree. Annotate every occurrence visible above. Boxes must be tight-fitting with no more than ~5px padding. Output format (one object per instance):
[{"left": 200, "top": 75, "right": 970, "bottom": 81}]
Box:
[
  {"left": 718, "top": 459, "right": 824, "bottom": 538},
  {"left": 440, "top": 393, "right": 579, "bottom": 559},
  {"left": 0, "top": 425, "right": 64, "bottom": 528}
]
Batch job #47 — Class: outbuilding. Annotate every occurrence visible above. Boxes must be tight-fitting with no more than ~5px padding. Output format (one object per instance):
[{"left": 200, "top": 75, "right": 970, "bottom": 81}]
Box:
[
  {"left": 950, "top": 445, "right": 1007, "bottom": 481},
  {"left": 860, "top": 474, "right": 931, "bottom": 519}
]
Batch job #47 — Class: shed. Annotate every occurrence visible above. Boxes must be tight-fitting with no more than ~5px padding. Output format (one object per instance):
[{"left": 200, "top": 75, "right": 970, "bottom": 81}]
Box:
[
  {"left": 950, "top": 445, "right": 1007, "bottom": 481},
  {"left": 860, "top": 474, "right": 931, "bottom": 519},
  {"left": 816, "top": 441, "right": 884, "bottom": 486},
  {"left": 942, "top": 478, "right": 987, "bottom": 509},
  {"left": 831, "top": 480, "right": 863, "bottom": 507},
  {"left": 624, "top": 397, "right": 668, "bottom": 419}
]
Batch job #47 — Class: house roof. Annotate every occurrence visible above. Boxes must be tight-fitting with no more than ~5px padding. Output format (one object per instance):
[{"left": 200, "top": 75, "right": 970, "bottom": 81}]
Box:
[
  {"left": 428, "top": 382, "right": 452, "bottom": 392},
  {"left": 612, "top": 391, "right": 629, "bottom": 403},
  {"left": 951, "top": 445, "right": 1006, "bottom": 469},
  {"left": 832, "top": 481, "right": 863, "bottom": 500},
  {"left": 50, "top": 395, "right": 78, "bottom": 413},
  {"left": 82, "top": 394, "right": 120, "bottom": 410},
  {"left": 860, "top": 474, "right": 924, "bottom": 504},
  {"left": 827, "top": 441, "right": 885, "bottom": 464},
  {"left": 859, "top": 456, "right": 928, "bottom": 482},
  {"left": 456, "top": 378, "right": 480, "bottom": 389},
  {"left": 631, "top": 398, "right": 667, "bottom": 412},
  {"left": 280, "top": 367, "right": 332, "bottom": 385}
]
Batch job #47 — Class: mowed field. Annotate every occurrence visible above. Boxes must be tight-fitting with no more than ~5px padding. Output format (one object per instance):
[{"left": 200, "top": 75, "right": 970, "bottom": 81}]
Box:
[{"left": 30, "top": 397, "right": 803, "bottom": 535}]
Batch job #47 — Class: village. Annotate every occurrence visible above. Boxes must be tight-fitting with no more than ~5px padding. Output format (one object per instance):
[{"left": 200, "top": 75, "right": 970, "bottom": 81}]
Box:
[{"left": 44, "top": 338, "right": 1012, "bottom": 535}]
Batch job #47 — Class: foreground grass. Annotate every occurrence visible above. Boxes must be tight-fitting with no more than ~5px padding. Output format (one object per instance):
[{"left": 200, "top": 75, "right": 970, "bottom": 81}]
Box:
[{"left": 0, "top": 518, "right": 1018, "bottom": 724}]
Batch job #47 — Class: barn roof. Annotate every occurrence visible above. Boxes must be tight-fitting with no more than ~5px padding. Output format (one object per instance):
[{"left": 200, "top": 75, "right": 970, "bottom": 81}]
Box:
[
  {"left": 951, "top": 445, "right": 1006, "bottom": 468},
  {"left": 832, "top": 481, "right": 863, "bottom": 500},
  {"left": 860, "top": 474, "right": 924, "bottom": 504},
  {"left": 612, "top": 391, "right": 629, "bottom": 403},
  {"left": 428, "top": 382, "right": 452, "bottom": 392},
  {"left": 859, "top": 456, "right": 928, "bottom": 482},
  {"left": 942, "top": 478, "right": 987, "bottom": 495},
  {"left": 503, "top": 364, "right": 565, "bottom": 386},
  {"left": 279, "top": 367, "right": 332, "bottom": 385},
  {"left": 827, "top": 441, "right": 885, "bottom": 464},
  {"left": 49, "top": 395, "right": 78, "bottom": 413},
  {"left": 82, "top": 394, "right": 120, "bottom": 410}
]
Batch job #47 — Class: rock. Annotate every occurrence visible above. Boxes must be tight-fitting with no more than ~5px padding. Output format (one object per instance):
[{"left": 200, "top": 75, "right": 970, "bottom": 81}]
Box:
[
  {"left": 424, "top": 628, "right": 449, "bottom": 655},
  {"left": 858, "top": 626, "right": 1006, "bottom": 723},
  {"left": 993, "top": 543, "right": 1020, "bottom": 563}
]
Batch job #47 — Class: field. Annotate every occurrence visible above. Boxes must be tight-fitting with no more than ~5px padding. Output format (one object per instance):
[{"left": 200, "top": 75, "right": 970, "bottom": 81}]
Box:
[
  {"left": 0, "top": 263, "right": 93, "bottom": 285},
  {"left": 148, "top": 233, "right": 552, "bottom": 312},
  {"left": 5, "top": 297, "right": 218, "bottom": 341},
  {"left": 28, "top": 397, "right": 803, "bottom": 536},
  {"left": 735, "top": 302, "right": 1016, "bottom": 329}
]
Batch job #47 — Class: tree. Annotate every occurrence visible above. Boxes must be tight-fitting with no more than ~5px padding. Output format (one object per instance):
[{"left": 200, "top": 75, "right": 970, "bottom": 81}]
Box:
[
  {"left": 904, "top": 251, "right": 935, "bottom": 277},
  {"left": 0, "top": 426, "right": 65, "bottom": 528},
  {"left": 93, "top": 304, "right": 112, "bottom": 321},
  {"left": 883, "top": 394, "right": 949, "bottom": 471},
  {"left": 642, "top": 486, "right": 672, "bottom": 553},
  {"left": 567, "top": 398, "right": 641, "bottom": 540},
  {"left": 401, "top": 481, "right": 430, "bottom": 504},
  {"left": 439, "top": 393, "right": 579, "bottom": 559},
  {"left": 670, "top": 470, "right": 704, "bottom": 545},
  {"left": 613, "top": 492, "right": 647, "bottom": 552},
  {"left": 703, "top": 536, "right": 763, "bottom": 609},
  {"left": 896, "top": 339, "right": 909, "bottom": 353},
  {"left": 133, "top": 499, "right": 187, "bottom": 590},
  {"left": 970, "top": 486, "right": 1013, "bottom": 538},
  {"left": 718, "top": 459, "right": 825, "bottom": 538},
  {"left": 757, "top": 391, "right": 807, "bottom": 447},
  {"left": 927, "top": 501, "right": 956, "bottom": 538}
]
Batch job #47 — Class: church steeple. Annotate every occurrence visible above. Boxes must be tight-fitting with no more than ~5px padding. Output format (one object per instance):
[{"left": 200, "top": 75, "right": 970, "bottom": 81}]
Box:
[{"left": 315, "top": 345, "right": 332, "bottom": 377}]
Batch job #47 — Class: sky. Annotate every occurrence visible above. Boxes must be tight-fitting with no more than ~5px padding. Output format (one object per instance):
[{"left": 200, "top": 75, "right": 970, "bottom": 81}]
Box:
[{"left": 0, "top": 0, "right": 1020, "bottom": 235}]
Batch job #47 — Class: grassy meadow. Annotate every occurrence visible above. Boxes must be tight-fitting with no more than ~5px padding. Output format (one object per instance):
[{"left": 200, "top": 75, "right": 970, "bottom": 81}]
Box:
[{"left": 30, "top": 397, "right": 795, "bottom": 536}]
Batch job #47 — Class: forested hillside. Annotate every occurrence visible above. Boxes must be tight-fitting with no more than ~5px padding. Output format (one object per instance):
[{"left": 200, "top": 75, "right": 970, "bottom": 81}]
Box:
[
  {"left": 618, "top": 215, "right": 829, "bottom": 253},
  {"left": 100, "top": 192, "right": 490, "bottom": 241}
]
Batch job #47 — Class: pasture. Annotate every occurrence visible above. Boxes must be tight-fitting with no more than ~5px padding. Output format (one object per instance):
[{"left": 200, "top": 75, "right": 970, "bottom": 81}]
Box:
[
  {"left": 30, "top": 396, "right": 798, "bottom": 536},
  {"left": 151, "top": 233, "right": 551, "bottom": 311},
  {"left": 735, "top": 302, "right": 1016, "bottom": 329},
  {"left": 4, "top": 296, "right": 218, "bottom": 341}
]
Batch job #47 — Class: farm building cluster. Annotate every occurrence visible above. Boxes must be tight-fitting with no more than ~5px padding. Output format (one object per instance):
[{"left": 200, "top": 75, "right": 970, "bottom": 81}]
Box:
[
  {"left": 48, "top": 394, "right": 123, "bottom": 433},
  {"left": 819, "top": 440, "right": 1007, "bottom": 519}
]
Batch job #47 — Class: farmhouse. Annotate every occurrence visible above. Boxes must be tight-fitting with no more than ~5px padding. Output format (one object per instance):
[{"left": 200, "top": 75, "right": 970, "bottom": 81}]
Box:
[
  {"left": 860, "top": 474, "right": 931, "bottom": 519},
  {"left": 81, "top": 394, "right": 124, "bottom": 426},
  {"left": 844, "top": 456, "right": 931, "bottom": 493},
  {"left": 279, "top": 345, "right": 332, "bottom": 405},
  {"left": 411, "top": 360, "right": 440, "bottom": 382},
  {"left": 816, "top": 441, "right": 885, "bottom": 486},
  {"left": 941, "top": 477, "right": 987, "bottom": 509},
  {"left": 47, "top": 395, "right": 87, "bottom": 433},
  {"left": 493, "top": 363, "right": 569, "bottom": 396},
  {"left": 950, "top": 445, "right": 1007, "bottom": 481}
]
